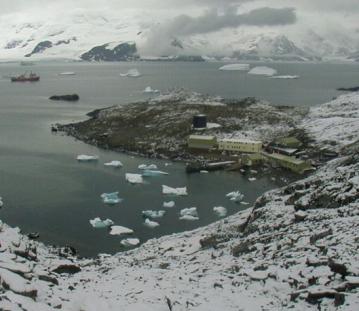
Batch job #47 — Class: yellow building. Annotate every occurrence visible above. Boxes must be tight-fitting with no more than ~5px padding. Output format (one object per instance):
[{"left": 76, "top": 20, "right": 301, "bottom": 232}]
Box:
[
  {"left": 187, "top": 135, "right": 217, "bottom": 150},
  {"left": 218, "top": 138, "right": 262, "bottom": 153},
  {"left": 263, "top": 152, "right": 312, "bottom": 174}
]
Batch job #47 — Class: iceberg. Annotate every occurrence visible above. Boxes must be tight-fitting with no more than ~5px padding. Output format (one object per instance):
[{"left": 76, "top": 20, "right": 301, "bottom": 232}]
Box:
[
  {"left": 125, "top": 173, "right": 143, "bottom": 184},
  {"left": 226, "top": 191, "right": 244, "bottom": 202},
  {"left": 121, "top": 238, "right": 140, "bottom": 247},
  {"left": 271, "top": 75, "right": 299, "bottom": 79},
  {"left": 248, "top": 66, "right": 277, "bottom": 77},
  {"left": 109, "top": 225, "right": 134, "bottom": 236},
  {"left": 163, "top": 201, "right": 175, "bottom": 208},
  {"left": 179, "top": 214, "right": 199, "bottom": 221},
  {"left": 138, "top": 164, "right": 158, "bottom": 170},
  {"left": 89, "top": 217, "right": 114, "bottom": 228},
  {"left": 101, "top": 192, "right": 122, "bottom": 204},
  {"left": 144, "top": 218, "right": 159, "bottom": 228},
  {"left": 77, "top": 154, "right": 99, "bottom": 161},
  {"left": 219, "top": 64, "right": 250, "bottom": 71},
  {"left": 143, "top": 86, "right": 160, "bottom": 94},
  {"left": 180, "top": 207, "right": 198, "bottom": 217},
  {"left": 142, "top": 170, "right": 168, "bottom": 177},
  {"left": 104, "top": 160, "right": 123, "bottom": 167},
  {"left": 120, "top": 69, "right": 141, "bottom": 78},
  {"left": 162, "top": 185, "right": 188, "bottom": 196},
  {"left": 213, "top": 206, "right": 227, "bottom": 217},
  {"left": 142, "top": 210, "right": 166, "bottom": 218}
]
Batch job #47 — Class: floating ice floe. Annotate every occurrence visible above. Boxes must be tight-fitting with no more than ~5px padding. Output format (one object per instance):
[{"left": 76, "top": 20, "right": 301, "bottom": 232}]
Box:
[
  {"left": 180, "top": 207, "right": 198, "bottom": 221},
  {"left": 162, "top": 185, "right": 188, "bottom": 196},
  {"left": 144, "top": 218, "right": 159, "bottom": 228},
  {"left": 248, "top": 177, "right": 257, "bottom": 182},
  {"left": 200, "top": 170, "right": 209, "bottom": 174},
  {"left": 104, "top": 160, "right": 123, "bottom": 167},
  {"left": 120, "top": 69, "right": 141, "bottom": 78},
  {"left": 109, "top": 225, "right": 134, "bottom": 235},
  {"left": 59, "top": 71, "right": 76, "bottom": 76},
  {"left": 89, "top": 217, "right": 114, "bottom": 228},
  {"left": 219, "top": 64, "right": 250, "bottom": 71},
  {"left": 240, "top": 201, "right": 250, "bottom": 205},
  {"left": 125, "top": 173, "right": 143, "bottom": 184},
  {"left": 142, "top": 210, "right": 166, "bottom": 218},
  {"left": 213, "top": 206, "right": 227, "bottom": 217},
  {"left": 121, "top": 238, "right": 140, "bottom": 247},
  {"left": 226, "top": 191, "right": 244, "bottom": 202},
  {"left": 248, "top": 66, "right": 277, "bottom": 77},
  {"left": 77, "top": 154, "right": 99, "bottom": 161},
  {"left": 271, "top": 75, "right": 299, "bottom": 79},
  {"left": 0, "top": 197, "right": 3, "bottom": 208},
  {"left": 142, "top": 170, "right": 169, "bottom": 177},
  {"left": 163, "top": 201, "right": 175, "bottom": 208},
  {"left": 138, "top": 164, "right": 158, "bottom": 170},
  {"left": 143, "top": 86, "right": 160, "bottom": 94},
  {"left": 101, "top": 192, "right": 122, "bottom": 204}
]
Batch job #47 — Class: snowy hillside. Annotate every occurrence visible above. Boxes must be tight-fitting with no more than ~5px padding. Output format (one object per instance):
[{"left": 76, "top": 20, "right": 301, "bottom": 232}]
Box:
[
  {"left": 0, "top": 92, "right": 358, "bottom": 310},
  {"left": 0, "top": 9, "right": 358, "bottom": 61}
]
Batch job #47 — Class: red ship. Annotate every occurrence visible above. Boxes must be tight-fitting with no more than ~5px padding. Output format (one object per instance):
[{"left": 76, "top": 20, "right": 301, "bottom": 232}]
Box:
[{"left": 11, "top": 72, "right": 40, "bottom": 82}]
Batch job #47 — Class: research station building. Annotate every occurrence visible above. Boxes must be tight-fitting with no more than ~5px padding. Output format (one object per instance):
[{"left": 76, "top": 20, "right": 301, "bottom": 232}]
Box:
[
  {"left": 187, "top": 135, "right": 217, "bottom": 150},
  {"left": 218, "top": 138, "right": 262, "bottom": 153}
]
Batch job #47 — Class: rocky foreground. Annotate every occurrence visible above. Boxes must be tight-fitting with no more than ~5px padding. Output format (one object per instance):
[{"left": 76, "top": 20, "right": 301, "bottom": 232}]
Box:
[
  {"left": 0, "top": 92, "right": 358, "bottom": 310},
  {"left": 58, "top": 90, "right": 308, "bottom": 161}
]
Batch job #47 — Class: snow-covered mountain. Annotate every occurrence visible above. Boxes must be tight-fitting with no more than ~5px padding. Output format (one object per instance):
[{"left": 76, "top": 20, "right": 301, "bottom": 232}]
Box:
[{"left": 0, "top": 9, "right": 358, "bottom": 62}]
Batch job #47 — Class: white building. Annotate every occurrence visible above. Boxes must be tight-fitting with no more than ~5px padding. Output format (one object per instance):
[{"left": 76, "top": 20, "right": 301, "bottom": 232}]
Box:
[{"left": 218, "top": 138, "right": 262, "bottom": 153}]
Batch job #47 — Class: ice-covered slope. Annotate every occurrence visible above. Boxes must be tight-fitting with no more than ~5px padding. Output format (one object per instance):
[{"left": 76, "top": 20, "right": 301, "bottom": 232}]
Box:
[{"left": 0, "top": 9, "right": 358, "bottom": 61}]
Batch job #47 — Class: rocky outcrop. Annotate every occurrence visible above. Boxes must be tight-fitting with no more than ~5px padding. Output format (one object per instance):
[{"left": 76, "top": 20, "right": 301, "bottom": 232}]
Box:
[
  {"left": 49, "top": 94, "right": 79, "bottom": 102},
  {"left": 25, "top": 40, "right": 52, "bottom": 57},
  {"left": 80, "top": 42, "right": 139, "bottom": 61}
]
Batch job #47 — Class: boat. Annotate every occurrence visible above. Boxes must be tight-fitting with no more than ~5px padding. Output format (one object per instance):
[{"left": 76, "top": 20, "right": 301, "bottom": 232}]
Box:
[{"left": 11, "top": 72, "right": 40, "bottom": 82}]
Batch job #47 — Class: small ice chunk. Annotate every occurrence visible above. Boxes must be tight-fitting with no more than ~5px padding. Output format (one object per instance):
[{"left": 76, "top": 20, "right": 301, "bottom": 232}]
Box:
[
  {"left": 206, "top": 122, "right": 221, "bottom": 129},
  {"left": 104, "top": 160, "right": 123, "bottom": 167},
  {"left": 248, "top": 177, "right": 257, "bottom": 182},
  {"left": 219, "top": 64, "right": 250, "bottom": 71},
  {"left": 101, "top": 192, "right": 122, "bottom": 204},
  {"left": 248, "top": 66, "right": 277, "bottom": 76},
  {"left": 142, "top": 170, "right": 168, "bottom": 177},
  {"left": 59, "top": 71, "right": 76, "bottom": 76},
  {"left": 77, "top": 154, "right": 99, "bottom": 161},
  {"left": 200, "top": 170, "right": 209, "bottom": 174},
  {"left": 109, "top": 225, "right": 134, "bottom": 235},
  {"left": 121, "top": 238, "right": 140, "bottom": 247},
  {"left": 89, "top": 217, "right": 114, "bottom": 228},
  {"left": 138, "top": 164, "right": 158, "bottom": 170},
  {"left": 180, "top": 207, "right": 198, "bottom": 217},
  {"left": 143, "top": 86, "right": 160, "bottom": 94},
  {"left": 240, "top": 201, "right": 250, "bottom": 205},
  {"left": 213, "top": 206, "right": 227, "bottom": 217},
  {"left": 162, "top": 185, "right": 188, "bottom": 196},
  {"left": 271, "top": 75, "right": 299, "bottom": 79},
  {"left": 163, "top": 201, "right": 175, "bottom": 208},
  {"left": 142, "top": 210, "right": 166, "bottom": 218},
  {"left": 120, "top": 69, "right": 141, "bottom": 77},
  {"left": 179, "top": 214, "right": 199, "bottom": 221},
  {"left": 144, "top": 218, "right": 159, "bottom": 228},
  {"left": 0, "top": 197, "right": 3, "bottom": 208},
  {"left": 126, "top": 173, "right": 143, "bottom": 184},
  {"left": 226, "top": 191, "right": 244, "bottom": 202}
]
